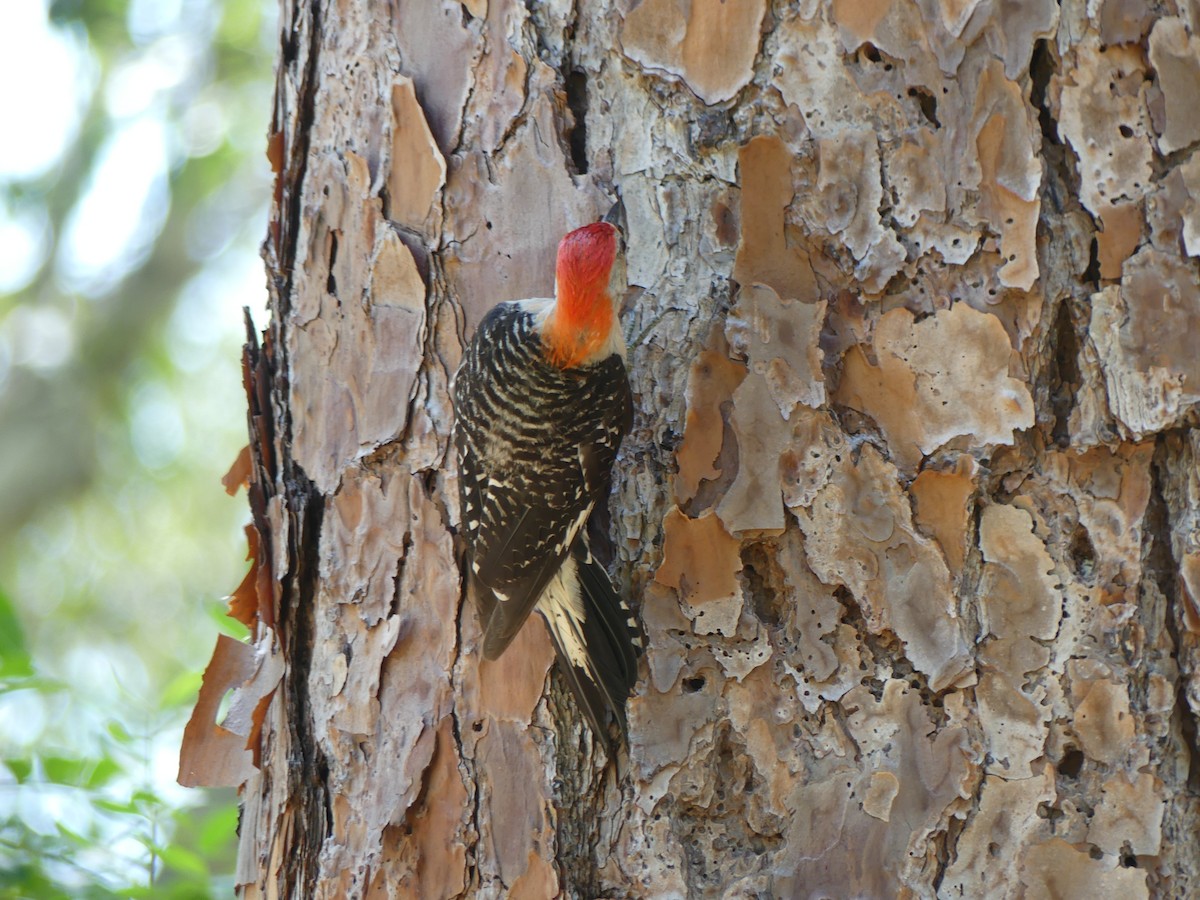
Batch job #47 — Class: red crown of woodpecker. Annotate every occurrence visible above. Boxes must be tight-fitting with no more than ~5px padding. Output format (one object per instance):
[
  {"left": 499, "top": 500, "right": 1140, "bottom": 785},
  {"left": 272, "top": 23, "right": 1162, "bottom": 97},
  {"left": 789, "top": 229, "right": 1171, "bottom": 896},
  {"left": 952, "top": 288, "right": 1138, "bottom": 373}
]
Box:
[{"left": 544, "top": 222, "right": 619, "bottom": 368}]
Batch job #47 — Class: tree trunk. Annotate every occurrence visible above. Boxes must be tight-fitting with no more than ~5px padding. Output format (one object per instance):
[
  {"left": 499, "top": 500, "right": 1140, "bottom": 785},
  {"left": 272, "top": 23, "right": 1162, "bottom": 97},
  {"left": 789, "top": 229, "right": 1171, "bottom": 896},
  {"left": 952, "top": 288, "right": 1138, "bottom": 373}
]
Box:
[{"left": 181, "top": 1, "right": 1200, "bottom": 897}]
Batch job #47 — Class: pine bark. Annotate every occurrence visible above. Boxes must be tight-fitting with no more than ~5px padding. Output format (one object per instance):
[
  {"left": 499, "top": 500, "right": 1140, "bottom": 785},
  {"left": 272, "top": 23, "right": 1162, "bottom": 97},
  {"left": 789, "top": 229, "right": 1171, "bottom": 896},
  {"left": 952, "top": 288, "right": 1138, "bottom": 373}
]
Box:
[{"left": 187, "top": 1, "right": 1200, "bottom": 897}]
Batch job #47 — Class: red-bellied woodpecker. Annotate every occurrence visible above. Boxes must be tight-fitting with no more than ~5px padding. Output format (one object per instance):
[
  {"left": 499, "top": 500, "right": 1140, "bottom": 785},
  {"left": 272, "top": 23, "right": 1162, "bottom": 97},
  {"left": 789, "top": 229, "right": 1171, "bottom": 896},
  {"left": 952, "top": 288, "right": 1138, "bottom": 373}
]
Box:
[{"left": 453, "top": 218, "right": 642, "bottom": 747}]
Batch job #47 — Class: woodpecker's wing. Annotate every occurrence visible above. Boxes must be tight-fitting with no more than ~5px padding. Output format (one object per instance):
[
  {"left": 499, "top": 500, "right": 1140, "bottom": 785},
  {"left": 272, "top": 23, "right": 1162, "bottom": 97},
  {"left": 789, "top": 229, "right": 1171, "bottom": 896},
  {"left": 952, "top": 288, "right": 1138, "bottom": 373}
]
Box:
[
  {"left": 539, "top": 533, "right": 643, "bottom": 746},
  {"left": 459, "top": 424, "right": 600, "bottom": 660},
  {"left": 454, "top": 302, "right": 632, "bottom": 661}
]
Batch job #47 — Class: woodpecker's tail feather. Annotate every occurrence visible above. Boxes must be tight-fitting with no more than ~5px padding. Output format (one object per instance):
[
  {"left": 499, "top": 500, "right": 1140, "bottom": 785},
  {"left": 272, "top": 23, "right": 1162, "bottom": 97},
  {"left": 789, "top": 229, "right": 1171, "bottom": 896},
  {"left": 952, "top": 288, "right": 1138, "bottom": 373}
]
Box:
[{"left": 539, "top": 542, "right": 642, "bottom": 749}]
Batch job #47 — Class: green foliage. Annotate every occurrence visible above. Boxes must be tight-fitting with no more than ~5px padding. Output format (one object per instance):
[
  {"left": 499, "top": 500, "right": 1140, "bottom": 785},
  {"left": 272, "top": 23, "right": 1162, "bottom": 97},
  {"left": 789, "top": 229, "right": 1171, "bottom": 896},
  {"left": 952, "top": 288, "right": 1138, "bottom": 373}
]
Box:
[{"left": 0, "top": 0, "right": 275, "bottom": 895}]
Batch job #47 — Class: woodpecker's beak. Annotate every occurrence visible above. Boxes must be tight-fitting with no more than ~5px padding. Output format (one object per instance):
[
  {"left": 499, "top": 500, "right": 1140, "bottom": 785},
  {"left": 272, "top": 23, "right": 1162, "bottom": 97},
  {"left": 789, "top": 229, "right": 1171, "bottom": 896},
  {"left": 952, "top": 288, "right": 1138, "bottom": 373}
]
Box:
[{"left": 602, "top": 200, "right": 625, "bottom": 234}]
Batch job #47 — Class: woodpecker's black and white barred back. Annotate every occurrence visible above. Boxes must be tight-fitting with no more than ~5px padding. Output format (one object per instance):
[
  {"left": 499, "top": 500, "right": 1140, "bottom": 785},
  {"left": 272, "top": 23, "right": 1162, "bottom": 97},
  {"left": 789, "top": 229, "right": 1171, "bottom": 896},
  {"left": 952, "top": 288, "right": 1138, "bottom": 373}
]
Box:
[{"left": 453, "top": 219, "right": 643, "bottom": 748}]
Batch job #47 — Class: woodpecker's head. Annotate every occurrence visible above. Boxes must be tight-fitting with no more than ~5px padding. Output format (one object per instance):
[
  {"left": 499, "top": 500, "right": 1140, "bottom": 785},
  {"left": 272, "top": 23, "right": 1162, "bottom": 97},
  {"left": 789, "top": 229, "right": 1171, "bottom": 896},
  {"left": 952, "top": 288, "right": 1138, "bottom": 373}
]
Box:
[{"left": 544, "top": 221, "right": 626, "bottom": 368}]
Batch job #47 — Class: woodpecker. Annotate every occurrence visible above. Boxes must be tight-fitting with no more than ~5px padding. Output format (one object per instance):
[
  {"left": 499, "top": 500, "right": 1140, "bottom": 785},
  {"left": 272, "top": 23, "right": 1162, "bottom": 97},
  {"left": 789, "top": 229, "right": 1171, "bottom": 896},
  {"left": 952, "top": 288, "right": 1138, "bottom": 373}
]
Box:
[{"left": 453, "top": 217, "right": 642, "bottom": 747}]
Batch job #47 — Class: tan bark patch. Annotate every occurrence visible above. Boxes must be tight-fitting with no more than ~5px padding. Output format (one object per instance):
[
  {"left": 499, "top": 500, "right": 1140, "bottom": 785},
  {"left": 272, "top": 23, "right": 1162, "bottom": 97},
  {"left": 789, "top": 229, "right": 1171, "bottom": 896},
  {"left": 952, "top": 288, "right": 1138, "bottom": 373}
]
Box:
[
  {"left": 1096, "top": 202, "right": 1143, "bottom": 279},
  {"left": 290, "top": 152, "right": 428, "bottom": 492},
  {"left": 441, "top": 75, "right": 608, "bottom": 330},
  {"left": 792, "top": 444, "right": 970, "bottom": 690},
  {"left": 779, "top": 679, "right": 974, "bottom": 896},
  {"left": 387, "top": 76, "right": 446, "bottom": 236},
  {"left": 392, "top": 0, "right": 478, "bottom": 151},
  {"left": 1070, "top": 671, "right": 1136, "bottom": 766},
  {"left": 655, "top": 508, "right": 743, "bottom": 635},
  {"left": 940, "top": 767, "right": 1056, "bottom": 898},
  {"left": 887, "top": 129, "right": 947, "bottom": 229},
  {"left": 469, "top": 614, "right": 555, "bottom": 726},
  {"left": 1021, "top": 838, "right": 1150, "bottom": 898},
  {"left": 1088, "top": 771, "right": 1165, "bottom": 857},
  {"left": 674, "top": 347, "right": 746, "bottom": 506},
  {"left": 726, "top": 283, "right": 826, "bottom": 416},
  {"left": 1148, "top": 18, "right": 1200, "bottom": 155},
  {"left": 910, "top": 456, "right": 978, "bottom": 579},
  {"left": 412, "top": 718, "right": 469, "bottom": 898},
  {"left": 629, "top": 670, "right": 720, "bottom": 790},
  {"left": 508, "top": 851, "right": 559, "bottom": 899},
  {"left": 1179, "top": 153, "right": 1200, "bottom": 258},
  {"left": 1059, "top": 40, "right": 1154, "bottom": 218},
  {"left": 1089, "top": 249, "right": 1200, "bottom": 437},
  {"left": 621, "top": 0, "right": 767, "bottom": 104},
  {"left": 835, "top": 303, "right": 1035, "bottom": 472},
  {"left": 972, "top": 60, "right": 1041, "bottom": 290},
  {"left": 862, "top": 770, "right": 900, "bottom": 821},
  {"left": 716, "top": 373, "right": 789, "bottom": 536},
  {"left": 977, "top": 503, "right": 1059, "bottom": 776},
  {"left": 476, "top": 727, "right": 551, "bottom": 889},
  {"left": 815, "top": 131, "right": 906, "bottom": 292},
  {"left": 733, "top": 135, "right": 818, "bottom": 302}
]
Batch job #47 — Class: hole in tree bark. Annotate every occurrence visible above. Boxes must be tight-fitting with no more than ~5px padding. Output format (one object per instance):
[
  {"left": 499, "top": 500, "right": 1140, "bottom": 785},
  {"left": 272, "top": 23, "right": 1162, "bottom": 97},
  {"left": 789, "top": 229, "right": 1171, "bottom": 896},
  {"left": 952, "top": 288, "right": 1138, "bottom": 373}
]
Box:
[
  {"left": 1070, "top": 524, "right": 1096, "bottom": 582},
  {"left": 1030, "top": 39, "right": 1061, "bottom": 145},
  {"left": 1059, "top": 748, "right": 1084, "bottom": 778},
  {"left": 327, "top": 232, "right": 338, "bottom": 296},
  {"left": 907, "top": 86, "right": 940, "bottom": 128},
  {"left": 565, "top": 70, "right": 589, "bottom": 175}
]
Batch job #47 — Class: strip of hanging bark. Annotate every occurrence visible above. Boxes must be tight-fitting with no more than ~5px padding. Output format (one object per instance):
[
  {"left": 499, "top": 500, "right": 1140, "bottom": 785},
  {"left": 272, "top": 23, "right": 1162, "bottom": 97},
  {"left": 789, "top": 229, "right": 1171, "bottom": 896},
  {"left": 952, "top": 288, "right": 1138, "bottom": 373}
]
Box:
[
  {"left": 178, "top": 634, "right": 259, "bottom": 788},
  {"left": 222, "top": 445, "right": 252, "bottom": 495},
  {"left": 227, "top": 524, "right": 263, "bottom": 628},
  {"left": 179, "top": 632, "right": 285, "bottom": 788}
]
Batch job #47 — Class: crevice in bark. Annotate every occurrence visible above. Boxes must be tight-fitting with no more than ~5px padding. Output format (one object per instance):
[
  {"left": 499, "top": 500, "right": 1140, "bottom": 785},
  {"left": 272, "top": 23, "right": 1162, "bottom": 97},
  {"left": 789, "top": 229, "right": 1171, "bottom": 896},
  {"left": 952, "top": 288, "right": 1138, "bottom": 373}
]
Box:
[
  {"left": 564, "top": 69, "right": 590, "bottom": 175},
  {"left": 326, "top": 231, "right": 339, "bottom": 297},
  {"left": 1030, "top": 37, "right": 1088, "bottom": 230},
  {"left": 448, "top": 545, "right": 481, "bottom": 894},
  {"left": 1150, "top": 441, "right": 1200, "bottom": 792},
  {"left": 740, "top": 539, "right": 783, "bottom": 628},
  {"left": 1081, "top": 237, "right": 1101, "bottom": 285},
  {"left": 546, "top": 679, "right": 605, "bottom": 900},
  {"left": 1058, "top": 746, "right": 1085, "bottom": 779},
  {"left": 834, "top": 585, "right": 909, "bottom": 704},
  {"left": 1146, "top": 438, "right": 1200, "bottom": 896},
  {"left": 278, "top": 466, "right": 331, "bottom": 897},
  {"left": 272, "top": 0, "right": 325, "bottom": 320},
  {"left": 689, "top": 107, "right": 735, "bottom": 155},
  {"left": 253, "top": 1, "right": 332, "bottom": 892},
  {"left": 1049, "top": 297, "right": 1082, "bottom": 448},
  {"left": 1029, "top": 31, "right": 1100, "bottom": 457},
  {"left": 389, "top": 531, "right": 413, "bottom": 620},
  {"left": 1030, "top": 39, "right": 1061, "bottom": 148}
]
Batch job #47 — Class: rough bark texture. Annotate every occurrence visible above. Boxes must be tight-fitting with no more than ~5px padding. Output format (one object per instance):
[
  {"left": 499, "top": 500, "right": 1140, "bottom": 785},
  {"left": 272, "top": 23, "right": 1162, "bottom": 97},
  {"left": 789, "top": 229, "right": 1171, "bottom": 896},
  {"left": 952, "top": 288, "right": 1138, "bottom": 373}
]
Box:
[{"left": 185, "top": 1, "right": 1200, "bottom": 897}]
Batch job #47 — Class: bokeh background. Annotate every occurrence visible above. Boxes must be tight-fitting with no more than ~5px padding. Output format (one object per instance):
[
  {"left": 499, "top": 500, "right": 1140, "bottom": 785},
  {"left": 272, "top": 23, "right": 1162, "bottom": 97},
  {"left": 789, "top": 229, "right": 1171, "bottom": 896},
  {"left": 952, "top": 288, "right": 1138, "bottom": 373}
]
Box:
[{"left": 0, "top": 0, "right": 275, "bottom": 894}]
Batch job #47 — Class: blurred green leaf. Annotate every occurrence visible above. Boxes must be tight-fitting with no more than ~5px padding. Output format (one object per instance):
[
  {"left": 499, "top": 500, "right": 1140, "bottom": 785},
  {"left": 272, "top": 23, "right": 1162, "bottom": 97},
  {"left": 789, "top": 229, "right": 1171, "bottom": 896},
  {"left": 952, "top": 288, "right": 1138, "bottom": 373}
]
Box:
[
  {"left": 196, "top": 802, "right": 238, "bottom": 856},
  {"left": 158, "top": 669, "right": 202, "bottom": 712},
  {"left": 0, "top": 590, "right": 33, "bottom": 679},
  {"left": 52, "top": 821, "right": 90, "bottom": 846},
  {"left": 158, "top": 843, "right": 208, "bottom": 878},
  {"left": 131, "top": 788, "right": 160, "bottom": 807},
  {"left": 205, "top": 600, "right": 250, "bottom": 641},
  {"left": 41, "top": 755, "right": 122, "bottom": 788},
  {"left": 91, "top": 797, "right": 139, "bottom": 815},
  {"left": 103, "top": 719, "right": 133, "bottom": 744},
  {"left": 2, "top": 760, "right": 31, "bottom": 784}
]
